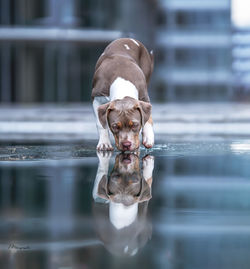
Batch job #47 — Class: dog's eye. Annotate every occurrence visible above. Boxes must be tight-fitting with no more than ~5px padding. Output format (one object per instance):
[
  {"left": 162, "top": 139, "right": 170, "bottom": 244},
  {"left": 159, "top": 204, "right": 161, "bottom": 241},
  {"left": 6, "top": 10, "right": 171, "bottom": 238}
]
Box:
[
  {"left": 108, "top": 190, "right": 114, "bottom": 195},
  {"left": 111, "top": 173, "right": 121, "bottom": 180},
  {"left": 112, "top": 124, "right": 119, "bottom": 131},
  {"left": 132, "top": 122, "right": 139, "bottom": 130}
]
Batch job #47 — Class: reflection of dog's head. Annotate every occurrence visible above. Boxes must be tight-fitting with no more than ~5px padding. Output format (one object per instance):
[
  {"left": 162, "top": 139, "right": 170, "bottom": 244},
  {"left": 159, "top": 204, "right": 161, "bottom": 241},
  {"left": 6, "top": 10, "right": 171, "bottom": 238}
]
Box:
[
  {"left": 93, "top": 153, "right": 153, "bottom": 257},
  {"left": 97, "top": 153, "right": 151, "bottom": 206}
]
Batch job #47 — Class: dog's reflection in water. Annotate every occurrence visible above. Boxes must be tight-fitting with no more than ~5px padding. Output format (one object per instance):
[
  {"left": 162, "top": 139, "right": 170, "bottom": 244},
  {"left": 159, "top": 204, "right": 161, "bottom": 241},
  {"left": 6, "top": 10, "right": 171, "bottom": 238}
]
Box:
[{"left": 92, "top": 152, "right": 154, "bottom": 257}]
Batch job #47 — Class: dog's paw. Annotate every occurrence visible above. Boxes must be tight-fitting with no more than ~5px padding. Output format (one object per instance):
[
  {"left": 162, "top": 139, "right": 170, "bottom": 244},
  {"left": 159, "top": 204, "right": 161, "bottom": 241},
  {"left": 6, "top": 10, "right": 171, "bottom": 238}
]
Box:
[
  {"left": 97, "top": 150, "right": 113, "bottom": 158},
  {"left": 97, "top": 142, "right": 114, "bottom": 151},
  {"left": 143, "top": 138, "right": 154, "bottom": 149}
]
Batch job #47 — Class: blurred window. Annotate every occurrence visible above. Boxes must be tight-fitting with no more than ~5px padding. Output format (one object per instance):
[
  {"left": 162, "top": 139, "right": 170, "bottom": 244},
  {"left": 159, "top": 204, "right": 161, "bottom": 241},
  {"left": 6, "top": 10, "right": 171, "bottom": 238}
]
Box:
[
  {"left": 175, "top": 48, "right": 230, "bottom": 69},
  {"left": 175, "top": 11, "right": 230, "bottom": 30}
]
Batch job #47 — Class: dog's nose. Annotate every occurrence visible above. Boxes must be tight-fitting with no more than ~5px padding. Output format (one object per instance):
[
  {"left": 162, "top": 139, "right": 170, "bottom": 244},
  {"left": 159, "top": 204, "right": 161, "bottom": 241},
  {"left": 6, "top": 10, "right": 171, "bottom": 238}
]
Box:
[{"left": 122, "top": 141, "right": 132, "bottom": 151}]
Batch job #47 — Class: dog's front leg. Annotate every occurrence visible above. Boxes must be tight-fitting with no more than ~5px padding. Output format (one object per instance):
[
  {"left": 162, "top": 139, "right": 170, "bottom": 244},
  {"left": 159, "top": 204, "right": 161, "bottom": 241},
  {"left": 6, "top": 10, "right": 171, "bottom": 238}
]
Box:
[
  {"left": 142, "top": 155, "right": 154, "bottom": 186},
  {"left": 93, "top": 98, "right": 113, "bottom": 151},
  {"left": 142, "top": 115, "right": 154, "bottom": 149},
  {"left": 92, "top": 151, "right": 112, "bottom": 201}
]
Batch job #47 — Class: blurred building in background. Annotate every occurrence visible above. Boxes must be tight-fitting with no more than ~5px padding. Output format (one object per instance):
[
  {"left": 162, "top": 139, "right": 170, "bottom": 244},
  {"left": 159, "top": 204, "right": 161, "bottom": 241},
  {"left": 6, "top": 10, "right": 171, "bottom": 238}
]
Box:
[
  {"left": 0, "top": 0, "right": 247, "bottom": 103},
  {"left": 0, "top": 0, "right": 155, "bottom": 103},
  {"left": 232, "top": 0, "right": 250, "bottom": 101},
  {"left": 154, "top": 0, "right": 231, "bottom": 102}
]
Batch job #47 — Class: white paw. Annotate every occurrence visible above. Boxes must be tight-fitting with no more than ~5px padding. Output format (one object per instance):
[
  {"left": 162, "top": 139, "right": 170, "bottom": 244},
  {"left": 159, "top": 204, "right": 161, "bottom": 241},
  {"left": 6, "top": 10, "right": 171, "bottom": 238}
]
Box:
[
  {"left": 143, "top": 136, "right": 154, "bottom": 149},
  {"left": 143, "top": 155, "right": 154, "bottom": 179},
  {"left": 97, "top": 150, "right": 113, "bottom": 160},
  {"left": 142, "top": 123, "right": 154, "bottom": 149},
  {"left": 97, "top": 150, "right": 112, "bottom": 168},
  {"left": 97, "top": 141, "right": 113, "bottom": 151}
]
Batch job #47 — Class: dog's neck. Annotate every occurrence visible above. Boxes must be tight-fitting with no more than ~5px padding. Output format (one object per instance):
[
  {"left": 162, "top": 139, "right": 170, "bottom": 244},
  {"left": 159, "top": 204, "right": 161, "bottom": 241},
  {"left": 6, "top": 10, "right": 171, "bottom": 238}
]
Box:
[{"left": 110, "top": 77, "right": 138, "bottom": 101}]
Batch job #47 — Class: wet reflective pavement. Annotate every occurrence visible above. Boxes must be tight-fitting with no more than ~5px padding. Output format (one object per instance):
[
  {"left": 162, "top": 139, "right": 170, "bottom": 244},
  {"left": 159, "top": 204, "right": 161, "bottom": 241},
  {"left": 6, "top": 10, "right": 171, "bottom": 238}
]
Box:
[{"left": 1, "top": 139, "right": 250, "bottom": 268}]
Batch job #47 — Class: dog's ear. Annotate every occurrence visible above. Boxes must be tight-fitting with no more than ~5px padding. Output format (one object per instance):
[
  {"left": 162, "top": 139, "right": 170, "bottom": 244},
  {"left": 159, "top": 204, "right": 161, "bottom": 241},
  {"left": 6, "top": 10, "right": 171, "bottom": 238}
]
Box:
[
  {"left": 97, "top": 175, "right": 109, "bottom": 200},
  {"left": 136, "top": 101, "right": 152, "bottom": 126},
  {"left": 98, "top": 102, "right": 113, "bottom": 128},
  {"left": 138, "top": 178, "right": 152, "bottom": 203}
]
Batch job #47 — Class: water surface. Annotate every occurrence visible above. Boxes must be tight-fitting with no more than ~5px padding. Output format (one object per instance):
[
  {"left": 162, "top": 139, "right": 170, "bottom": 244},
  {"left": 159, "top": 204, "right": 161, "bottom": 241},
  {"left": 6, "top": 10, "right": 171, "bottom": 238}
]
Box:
[{"left": 1, "top": 139, "right": 250, "bottom": 269}]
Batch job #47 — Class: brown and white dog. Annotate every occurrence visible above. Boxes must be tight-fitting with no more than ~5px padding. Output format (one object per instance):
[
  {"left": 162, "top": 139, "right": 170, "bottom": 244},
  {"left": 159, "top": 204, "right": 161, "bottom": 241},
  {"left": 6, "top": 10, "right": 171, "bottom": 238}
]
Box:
[{"left": 92, "top": 38, "right": 154, "bottom": 151}]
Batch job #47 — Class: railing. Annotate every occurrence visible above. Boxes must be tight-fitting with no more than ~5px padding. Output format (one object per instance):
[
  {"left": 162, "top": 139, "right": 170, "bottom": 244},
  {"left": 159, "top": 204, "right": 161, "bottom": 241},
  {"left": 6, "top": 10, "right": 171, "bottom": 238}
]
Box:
[{"left": 0, "top": 27, "right": 124, "bottom": 44}]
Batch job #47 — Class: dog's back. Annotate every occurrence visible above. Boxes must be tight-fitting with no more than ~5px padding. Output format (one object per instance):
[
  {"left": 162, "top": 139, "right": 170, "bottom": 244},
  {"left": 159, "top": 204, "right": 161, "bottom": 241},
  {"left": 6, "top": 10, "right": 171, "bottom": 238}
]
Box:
[
  {"left": 92, "top": 38, "right": 153, "bottom": 102},
  {"left": 95, "top": 38, "right": 153, "bottom": 83}
]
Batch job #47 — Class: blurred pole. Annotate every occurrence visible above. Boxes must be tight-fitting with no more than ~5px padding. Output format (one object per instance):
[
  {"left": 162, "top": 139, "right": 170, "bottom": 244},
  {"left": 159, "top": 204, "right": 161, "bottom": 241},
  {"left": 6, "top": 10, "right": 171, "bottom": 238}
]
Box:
[
  {"left": 57, "top": 45, "right": 68, "bottom": 102},
  {"left": 1, "top": 0, "right": 10, "bottom": 24},
  {"left": 0, "top": 0, "right": 11, "bottom": 102},
  {"left": 0, "top": 170, "right": 11, "bottom": 209},
  {"left": 45, "top": 0, "right": 77, "bottom": 26},
  {"left": 1, "top": 44, "right": 11, "bottom": 102},
  {"left": 166, "top": 10, "right": 176, "bottom": 101},
  {"left": 68, "top": 47, "right": 82, "bottom": 102},
  {"left": 116, "top": 0, "right": 156, "bottom": 46},
  {"left": 46, "top": 0, "right": 60, "bottom": 24},
  {"left": 44, "top": 45, "right": 56, "bottom": 102},
  {"left": 48, "top": 169, "right": 75, "bottom": 237}
]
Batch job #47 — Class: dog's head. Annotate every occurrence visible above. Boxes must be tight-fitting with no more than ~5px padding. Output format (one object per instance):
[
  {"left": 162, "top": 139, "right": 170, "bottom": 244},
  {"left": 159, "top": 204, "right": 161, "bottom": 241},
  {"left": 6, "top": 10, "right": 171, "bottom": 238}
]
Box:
[
  {"left": 97, "top": 153, "right": 152, "bottom": 206},
  {"left": 98, "top": 96, "right": 151, "bottom": 151}
]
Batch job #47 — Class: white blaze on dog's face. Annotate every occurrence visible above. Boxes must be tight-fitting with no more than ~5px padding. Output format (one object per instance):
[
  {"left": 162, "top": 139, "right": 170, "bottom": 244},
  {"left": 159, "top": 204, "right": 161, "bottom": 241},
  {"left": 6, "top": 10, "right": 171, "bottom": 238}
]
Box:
[
  {"left": 98, "top": 97, "right": 151, "bottom": 151},
  {"left": 116, "top": 153, "right": 139, "bottom": 174}
]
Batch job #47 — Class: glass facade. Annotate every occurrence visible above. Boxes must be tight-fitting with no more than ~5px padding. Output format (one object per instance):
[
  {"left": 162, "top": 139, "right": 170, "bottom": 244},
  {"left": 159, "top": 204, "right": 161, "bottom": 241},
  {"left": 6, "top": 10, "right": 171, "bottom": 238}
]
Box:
[
  {"left": 0, "top": 0, "right": 155, "bottom": 103},
  {"left": 154, "top": 0, "right": 232, "bottom": 102},
  {"left": 0, "top": 0, "right": 242, "bottom": 102}
]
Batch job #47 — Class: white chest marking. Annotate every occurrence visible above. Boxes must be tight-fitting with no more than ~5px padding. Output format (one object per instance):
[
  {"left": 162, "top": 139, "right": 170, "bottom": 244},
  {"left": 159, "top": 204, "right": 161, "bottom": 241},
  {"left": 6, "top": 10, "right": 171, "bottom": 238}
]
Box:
[
  {"left": 109, "top": 202, "right": 138, "bottom": 229},
  {"left": 124, "top": 44, "right": 130, "bottom": 50},
  {"left": 130, "top": 38, "right": 140, "bottom": 47},
  {"left": 110, "top": 77, "right": 138, "bottom": 101}
]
